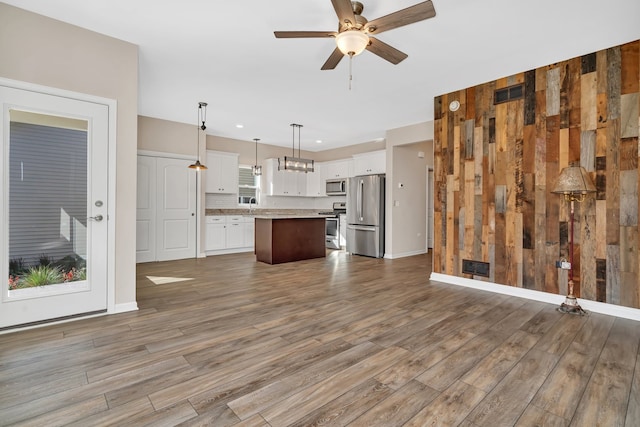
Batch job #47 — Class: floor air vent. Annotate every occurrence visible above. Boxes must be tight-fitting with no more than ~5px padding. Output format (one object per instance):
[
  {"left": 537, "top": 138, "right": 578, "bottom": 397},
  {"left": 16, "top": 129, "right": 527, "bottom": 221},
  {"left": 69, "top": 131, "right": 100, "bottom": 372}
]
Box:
[{"left": 462, "top": 259, "right": 490, "bottom": 277}]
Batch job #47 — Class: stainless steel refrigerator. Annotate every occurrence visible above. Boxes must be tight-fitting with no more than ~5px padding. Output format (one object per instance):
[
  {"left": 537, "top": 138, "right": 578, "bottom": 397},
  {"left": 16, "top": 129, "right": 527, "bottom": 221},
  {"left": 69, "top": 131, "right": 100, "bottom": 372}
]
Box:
[{"left": 346, "top": 174, "right": 385, "bottom": 258}]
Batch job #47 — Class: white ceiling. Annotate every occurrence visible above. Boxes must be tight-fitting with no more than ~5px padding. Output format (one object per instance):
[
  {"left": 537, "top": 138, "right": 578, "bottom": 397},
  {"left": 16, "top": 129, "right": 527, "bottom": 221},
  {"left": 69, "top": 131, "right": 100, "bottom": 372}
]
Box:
[{"left": 4, "top": 0, "right": 639, "bottom": 151}]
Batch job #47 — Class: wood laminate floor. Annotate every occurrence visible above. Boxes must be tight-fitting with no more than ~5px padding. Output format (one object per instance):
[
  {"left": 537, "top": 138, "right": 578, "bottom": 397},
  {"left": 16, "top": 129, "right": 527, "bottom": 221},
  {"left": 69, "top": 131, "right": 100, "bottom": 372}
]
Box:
[{"left": 1, "top": 251, "right": 639, "bottom": 426}]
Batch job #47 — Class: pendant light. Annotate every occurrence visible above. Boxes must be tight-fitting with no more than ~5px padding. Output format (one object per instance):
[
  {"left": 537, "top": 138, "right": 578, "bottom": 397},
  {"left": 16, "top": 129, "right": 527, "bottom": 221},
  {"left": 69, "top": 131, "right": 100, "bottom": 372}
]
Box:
[
  {"left": 278, "top": 123, "right": 314, "bottom": 173},
  {"left": 188, "top": 102, "right": 208, "bottom": 170},
  {"left": 252, "top": 138, "right": 262, "bottom": 176}
]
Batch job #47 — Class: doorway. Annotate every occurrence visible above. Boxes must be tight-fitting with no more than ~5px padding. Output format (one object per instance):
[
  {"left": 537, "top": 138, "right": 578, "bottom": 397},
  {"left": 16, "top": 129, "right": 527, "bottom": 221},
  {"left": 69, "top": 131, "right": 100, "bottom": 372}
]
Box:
[
  {"left": 136, "top": 154, "right": 197, "bottom": 263},
  {"left": 0, "top": 84, "right": 111, "bottom": 329}
]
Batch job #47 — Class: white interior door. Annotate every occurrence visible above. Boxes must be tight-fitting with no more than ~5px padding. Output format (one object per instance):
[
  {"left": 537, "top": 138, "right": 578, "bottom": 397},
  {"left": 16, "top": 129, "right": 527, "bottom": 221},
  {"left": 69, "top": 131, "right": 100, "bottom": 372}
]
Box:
[
  {"left": 155, "top": 157, "right": 197, "bottom": 261},
  {"left": 136, "top": 155, "right": 157, "bottom": 263},
  {"left": 0, "top": 85, "right": 109, "bottom": 329}
]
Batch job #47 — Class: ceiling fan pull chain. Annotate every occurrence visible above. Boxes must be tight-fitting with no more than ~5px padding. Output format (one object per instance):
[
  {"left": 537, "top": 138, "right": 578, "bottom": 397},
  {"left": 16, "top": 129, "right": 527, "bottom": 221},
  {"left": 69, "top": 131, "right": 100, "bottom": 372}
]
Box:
[{"left": 349, "top": 52, "right": 354, "bottom": 90}]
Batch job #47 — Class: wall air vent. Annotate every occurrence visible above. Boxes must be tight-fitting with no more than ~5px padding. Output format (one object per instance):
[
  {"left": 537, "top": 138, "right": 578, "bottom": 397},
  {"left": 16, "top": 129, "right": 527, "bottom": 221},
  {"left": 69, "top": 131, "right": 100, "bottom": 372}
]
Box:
[
  {"left": 462, "top": 259, "right": 490, "bottom": 277},
  {"left": 494, "top": 84, "right": 524, "bottom": 105}
]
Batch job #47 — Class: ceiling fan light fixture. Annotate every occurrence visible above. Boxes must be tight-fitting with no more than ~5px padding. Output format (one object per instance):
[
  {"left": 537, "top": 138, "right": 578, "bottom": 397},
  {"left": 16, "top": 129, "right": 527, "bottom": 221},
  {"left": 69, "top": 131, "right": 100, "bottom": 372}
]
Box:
[{"left": 336, "top": 30, "right": 369, "bottom": 56}]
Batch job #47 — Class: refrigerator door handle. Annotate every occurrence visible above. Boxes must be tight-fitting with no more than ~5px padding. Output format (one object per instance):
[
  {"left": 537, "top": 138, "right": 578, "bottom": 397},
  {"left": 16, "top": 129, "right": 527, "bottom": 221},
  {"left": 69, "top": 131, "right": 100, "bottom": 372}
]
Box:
[
  {"left": 347, "top": 224, "right": 376, "bottom": 232},
  {"left": 358, "top": 179, "right": 364, "bottom": 221}
]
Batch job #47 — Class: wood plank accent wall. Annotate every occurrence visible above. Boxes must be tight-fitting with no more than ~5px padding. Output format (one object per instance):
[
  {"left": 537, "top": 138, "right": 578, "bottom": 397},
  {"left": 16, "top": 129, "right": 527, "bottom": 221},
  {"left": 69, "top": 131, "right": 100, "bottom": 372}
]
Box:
[{"left": 434, "top": 40, "right": 640, "bottom": 309}]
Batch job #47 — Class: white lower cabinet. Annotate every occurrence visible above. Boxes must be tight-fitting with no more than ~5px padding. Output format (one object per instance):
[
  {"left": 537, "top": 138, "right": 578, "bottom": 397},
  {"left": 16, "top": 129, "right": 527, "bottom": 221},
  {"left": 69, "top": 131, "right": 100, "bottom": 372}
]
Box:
[
  {"left": 205, "top": 215, "right": 254, "bottom": 254},
  {"left": 226, "top": 216, "right": 245, "bottom": 249},
  {"left": 244, "top": 220, "right": 255, "bottom": 247},
  {"left": 205, "top": 216, "right": 226, "bottom": 251}
]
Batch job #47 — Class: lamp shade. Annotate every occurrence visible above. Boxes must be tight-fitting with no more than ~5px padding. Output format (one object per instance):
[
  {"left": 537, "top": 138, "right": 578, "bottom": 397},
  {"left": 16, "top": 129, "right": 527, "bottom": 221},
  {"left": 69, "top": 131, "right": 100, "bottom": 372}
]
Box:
[
  {"left": 188, "top": 159, "right": 207, "bottom": 170},
  {"left": 551, "top": 166, "right": 596, "bottom": 195},
  {"left": 336, "top": 30, "right": 369, "bottom": 56}
]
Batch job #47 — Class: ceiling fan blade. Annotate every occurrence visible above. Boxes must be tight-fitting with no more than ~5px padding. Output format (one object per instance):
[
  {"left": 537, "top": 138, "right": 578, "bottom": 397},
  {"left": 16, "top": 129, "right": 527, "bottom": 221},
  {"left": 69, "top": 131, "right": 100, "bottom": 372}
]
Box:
[
  {"left": 365, "top": 1, "right": 436, "bottom": 34},
  {"left": 274, "top": 31, "right": 336, "bottom": 38},
  {"left": 321, "top": 47, "right": 345, "bottom": 70},
  {"left": 331, "top": 0, "right": 356, "bottom": 28},
  {"left": 366, "top": 37, "right": 408, "bottom": 65}
]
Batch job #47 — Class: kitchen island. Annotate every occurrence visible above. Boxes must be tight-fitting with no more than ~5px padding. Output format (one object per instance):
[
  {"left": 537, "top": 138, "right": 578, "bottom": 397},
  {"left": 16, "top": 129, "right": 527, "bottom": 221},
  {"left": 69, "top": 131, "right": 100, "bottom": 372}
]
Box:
[{"left": 254, "top": 215, "right": 326, "bottom": 264}]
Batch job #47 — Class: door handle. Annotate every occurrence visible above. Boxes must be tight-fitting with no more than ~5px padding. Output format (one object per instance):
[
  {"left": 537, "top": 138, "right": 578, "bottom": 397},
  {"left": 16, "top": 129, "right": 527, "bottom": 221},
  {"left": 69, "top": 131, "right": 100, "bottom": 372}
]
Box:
[{"left": 89, "top": 214, "right": 104, "bottom": 222}]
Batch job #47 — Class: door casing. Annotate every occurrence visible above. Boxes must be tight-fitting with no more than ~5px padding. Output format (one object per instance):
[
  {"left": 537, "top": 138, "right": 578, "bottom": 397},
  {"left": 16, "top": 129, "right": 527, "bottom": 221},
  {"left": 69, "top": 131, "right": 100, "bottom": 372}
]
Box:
[{"left": 0, "top": 77, "right": 117, "bottom": 330}]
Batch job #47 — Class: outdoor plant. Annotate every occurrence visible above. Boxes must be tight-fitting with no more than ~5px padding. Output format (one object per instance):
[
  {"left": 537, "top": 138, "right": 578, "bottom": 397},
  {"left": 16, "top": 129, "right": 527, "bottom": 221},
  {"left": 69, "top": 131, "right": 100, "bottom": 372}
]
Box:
[
  {"left": 38, "top": 254, "right": 54, "bottom": 267},
  {"left": 8, "top": 253, "right": 87, "bottom": 290},
  {"left": 20, "top": 265, "right": 63, "bottom": 288},
  {"left": 9, "top": 257, "right": 26, "bottom": 277}
]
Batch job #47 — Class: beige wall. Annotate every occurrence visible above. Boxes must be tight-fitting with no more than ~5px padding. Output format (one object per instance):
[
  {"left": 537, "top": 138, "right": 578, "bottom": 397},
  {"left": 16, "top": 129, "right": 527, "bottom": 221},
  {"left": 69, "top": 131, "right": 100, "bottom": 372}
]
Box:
[
  {"left": 312, "top": 140, "right": 387, "bottom": 162},
  {"left": 139, "top": 115, "right": 389, "bottom": 165},
  {"left": 385, "top": 121, "right": 434, "bottom": 257},
  {"left": 207, "top": 135, "right": 315, "bottom": 166},
  {"left": 0, "top": 3, "right": 139, "bottom": 306},
  {"left": 138, "top": 115, "right": 197, "bottom": 157}
]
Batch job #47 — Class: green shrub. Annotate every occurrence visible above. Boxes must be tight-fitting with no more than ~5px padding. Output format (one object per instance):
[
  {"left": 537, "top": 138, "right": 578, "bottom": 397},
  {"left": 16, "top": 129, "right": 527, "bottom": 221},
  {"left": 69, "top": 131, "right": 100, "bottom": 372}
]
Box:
[
  {"left": 38, "top": 254, "right": 55, "bottom": 267},
  {"left": 21, "top": 265, "right": 63, "bottom": 288},
  {"left": 9, "top": 258, "right": 26, "bottom": 276},
  {"left": 55, "top": 255, "right": 86, "bottom": 272}
]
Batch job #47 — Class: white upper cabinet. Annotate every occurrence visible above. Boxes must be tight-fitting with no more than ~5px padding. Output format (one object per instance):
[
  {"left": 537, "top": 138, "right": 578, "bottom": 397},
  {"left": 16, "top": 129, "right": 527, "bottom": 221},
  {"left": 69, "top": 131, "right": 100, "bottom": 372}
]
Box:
[
  {"left": 352, "top": 150, "right": 386, "bottom": 176},
  {"left": 264, "top": 158, "right": 308, "bottom": 196},
  {"left": 325, "top": 158, "right": 353, "bottom": 179},
  {"left": 205, "top": 150, "right": 239, "bottom": 194},
  {"left": 306, "top": 162, "right": 326, "bottom": 197}
]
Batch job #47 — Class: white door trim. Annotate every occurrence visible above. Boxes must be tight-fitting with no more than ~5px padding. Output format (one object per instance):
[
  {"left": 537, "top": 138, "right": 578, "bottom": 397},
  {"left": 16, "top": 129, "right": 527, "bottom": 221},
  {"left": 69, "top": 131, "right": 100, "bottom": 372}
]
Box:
[{"left": 0, "top": 77, "right": 117, "bottom": 316}]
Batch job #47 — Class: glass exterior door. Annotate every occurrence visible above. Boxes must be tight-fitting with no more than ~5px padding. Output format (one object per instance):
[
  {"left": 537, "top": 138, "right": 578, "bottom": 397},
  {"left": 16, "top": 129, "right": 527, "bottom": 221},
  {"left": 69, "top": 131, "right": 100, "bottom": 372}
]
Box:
[{"left": 1, "top": 85, "right": 109, "bottom": 329}]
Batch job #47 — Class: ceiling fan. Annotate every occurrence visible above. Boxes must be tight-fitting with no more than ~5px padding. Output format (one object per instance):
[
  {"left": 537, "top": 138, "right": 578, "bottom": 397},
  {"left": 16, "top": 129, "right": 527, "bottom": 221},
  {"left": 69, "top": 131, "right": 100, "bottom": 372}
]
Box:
[{"left": 274, "top": 0, "right": 436, "bottom": 70}]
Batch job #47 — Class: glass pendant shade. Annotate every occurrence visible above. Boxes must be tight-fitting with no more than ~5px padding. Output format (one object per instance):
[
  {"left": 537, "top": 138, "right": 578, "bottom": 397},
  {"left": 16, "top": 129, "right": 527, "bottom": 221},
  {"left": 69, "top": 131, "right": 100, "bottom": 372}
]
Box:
[
  {"left": 188, "top": 159, "right": 207, "bottom": 170},
  {"left": 336, "top": 30, "right": 369, "bottom": 56},
  {"left": 252, "top": 138, "right": 262, "bottom": 176},
  {"left": 552, "top": 165, "right": 596, "bottom": 199},
  {"left": 278, "top": 157, "right": 315, "bottom": 173}
]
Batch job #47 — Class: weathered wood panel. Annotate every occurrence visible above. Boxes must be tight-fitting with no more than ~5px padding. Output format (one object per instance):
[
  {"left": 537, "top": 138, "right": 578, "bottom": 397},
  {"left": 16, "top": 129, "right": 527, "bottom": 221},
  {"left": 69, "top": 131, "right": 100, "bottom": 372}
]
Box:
[
  {"left": 581, "top": 72, "right": 597, "bottom": 130},
  {"left": 433, "top": 40, "right": 640, "bottom": 309},
  {"left": 620, "top": 40, "right": 639, "bottom": 95}
]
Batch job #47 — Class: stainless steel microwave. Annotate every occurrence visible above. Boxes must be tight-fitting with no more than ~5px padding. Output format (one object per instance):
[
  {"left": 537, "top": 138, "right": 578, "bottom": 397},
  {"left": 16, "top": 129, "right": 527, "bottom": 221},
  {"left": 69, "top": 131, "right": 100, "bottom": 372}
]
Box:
[{"left": 326, "top": 178, "right": 347, "bottom": 195}]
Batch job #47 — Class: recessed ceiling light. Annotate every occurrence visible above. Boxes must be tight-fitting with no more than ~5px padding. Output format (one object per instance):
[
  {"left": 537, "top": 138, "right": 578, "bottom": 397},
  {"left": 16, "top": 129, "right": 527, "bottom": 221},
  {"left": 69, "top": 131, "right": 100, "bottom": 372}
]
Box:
[
  {"left": 236, "top": 124, "right": 244, "bottom": 128},
  {"left": 316, "top": 140, "right": 322, "bottom": 144}
]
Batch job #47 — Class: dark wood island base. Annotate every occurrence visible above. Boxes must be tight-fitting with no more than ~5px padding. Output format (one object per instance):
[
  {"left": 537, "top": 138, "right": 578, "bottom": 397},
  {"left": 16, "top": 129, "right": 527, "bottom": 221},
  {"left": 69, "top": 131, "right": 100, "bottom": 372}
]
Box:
[{"left": 254, "top": 216, "right": 326, "bottom": 264}]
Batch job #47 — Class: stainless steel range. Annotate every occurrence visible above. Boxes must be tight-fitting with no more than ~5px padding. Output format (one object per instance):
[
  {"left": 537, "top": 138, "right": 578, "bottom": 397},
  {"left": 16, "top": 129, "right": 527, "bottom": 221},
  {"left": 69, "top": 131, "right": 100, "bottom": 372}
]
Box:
[{"left": 318, "top": 202, "right": 346, "bottom": 249}]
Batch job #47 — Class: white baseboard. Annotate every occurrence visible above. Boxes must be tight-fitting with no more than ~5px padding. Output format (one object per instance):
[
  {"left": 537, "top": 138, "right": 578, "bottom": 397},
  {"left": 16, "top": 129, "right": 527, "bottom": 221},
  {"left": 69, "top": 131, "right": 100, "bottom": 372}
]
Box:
[
  {"left": 114, "top": 302, "right": 138, "bottom": 314},
  {"left": 385, "top": 249, "right": 428, "bottom": 259},
  {"left": 205, "top": 247, "right": 254, "bottom": 256},
  {"left": 430, "top": 272, "right": 640, "bottom": 322}
]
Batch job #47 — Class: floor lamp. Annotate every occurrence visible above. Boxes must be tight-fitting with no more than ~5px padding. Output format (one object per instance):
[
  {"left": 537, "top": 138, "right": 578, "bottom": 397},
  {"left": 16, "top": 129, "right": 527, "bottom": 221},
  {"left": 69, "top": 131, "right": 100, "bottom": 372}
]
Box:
[{"left": 551, "top": 165, "right": 596, "bottom": 315}]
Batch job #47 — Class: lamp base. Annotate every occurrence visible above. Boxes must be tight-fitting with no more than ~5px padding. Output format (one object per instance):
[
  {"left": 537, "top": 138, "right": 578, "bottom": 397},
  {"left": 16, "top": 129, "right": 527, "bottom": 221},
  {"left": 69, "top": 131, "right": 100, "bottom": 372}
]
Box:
[{"left": 557, "top": 295, "right": 587, "bottom": 316}]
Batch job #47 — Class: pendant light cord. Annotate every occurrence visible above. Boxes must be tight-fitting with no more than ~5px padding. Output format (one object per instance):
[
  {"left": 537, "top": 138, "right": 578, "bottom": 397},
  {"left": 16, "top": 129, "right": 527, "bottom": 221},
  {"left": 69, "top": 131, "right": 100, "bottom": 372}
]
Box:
[{"left": 298, "top": 124, "right": 302, "bottom": 158}]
